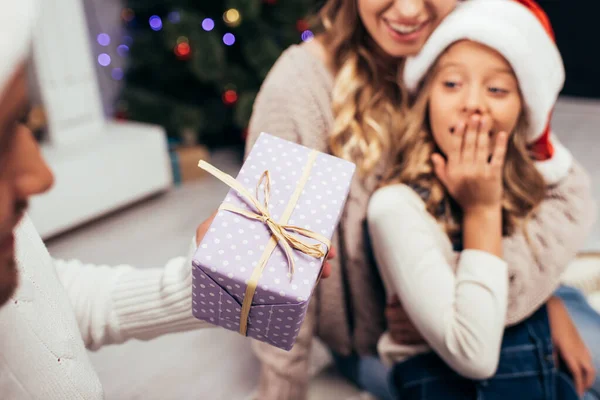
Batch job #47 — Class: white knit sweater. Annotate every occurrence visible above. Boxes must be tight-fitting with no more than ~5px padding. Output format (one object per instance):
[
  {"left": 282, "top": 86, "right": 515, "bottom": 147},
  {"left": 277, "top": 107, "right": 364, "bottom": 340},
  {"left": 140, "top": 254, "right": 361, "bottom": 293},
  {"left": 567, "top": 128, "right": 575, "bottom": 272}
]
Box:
[{"left": 0, "top": 215, "right": 209, "bottom": 399}]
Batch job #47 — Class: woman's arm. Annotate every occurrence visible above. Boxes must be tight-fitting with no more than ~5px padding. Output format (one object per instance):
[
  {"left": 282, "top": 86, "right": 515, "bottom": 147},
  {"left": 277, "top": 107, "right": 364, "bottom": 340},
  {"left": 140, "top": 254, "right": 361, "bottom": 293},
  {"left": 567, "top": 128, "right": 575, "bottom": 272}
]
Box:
[
  {"left": 368, "top": 184, "right": 508, "bottom": 380},
  {"left": 504, "top": 160, "right": 597, "bottom": 325},
  {"left": 547, "top": 296, "right": 596, "bottom": 396}
]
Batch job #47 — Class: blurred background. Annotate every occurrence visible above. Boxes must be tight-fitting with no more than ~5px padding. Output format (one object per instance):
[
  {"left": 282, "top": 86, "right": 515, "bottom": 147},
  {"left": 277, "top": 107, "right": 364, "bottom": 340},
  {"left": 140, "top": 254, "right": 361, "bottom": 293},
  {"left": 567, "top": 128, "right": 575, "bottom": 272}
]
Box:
[{"left": 22, "top": 0, "right": 600, "bottom": 399}]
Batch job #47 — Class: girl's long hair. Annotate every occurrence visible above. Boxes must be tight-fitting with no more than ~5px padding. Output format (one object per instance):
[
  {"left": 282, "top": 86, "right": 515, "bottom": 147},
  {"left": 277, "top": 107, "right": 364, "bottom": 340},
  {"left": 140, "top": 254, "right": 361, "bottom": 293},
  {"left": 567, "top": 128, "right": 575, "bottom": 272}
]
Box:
[{"left": 382, "top": 67, "right": 547, "bottom": 238}]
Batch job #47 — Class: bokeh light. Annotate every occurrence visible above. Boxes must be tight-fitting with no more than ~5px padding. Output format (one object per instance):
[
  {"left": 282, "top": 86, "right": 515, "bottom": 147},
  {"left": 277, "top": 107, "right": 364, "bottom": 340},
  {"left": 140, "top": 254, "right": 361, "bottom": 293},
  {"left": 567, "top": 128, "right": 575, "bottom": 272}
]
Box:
[
  {"left": 223, "top": 33, "right": 235, "bottom": 46},
  {"left": 222, "top": 89, "right": 238, "bottom": 105},
  {"left": 174, "top": 42, "right": 191, "bottom": 59},
  {"left": 97, "top": 33, "right": 110, "bottom": 46},
  {"left": 223, "top": 9, "right": 241, "bottom": 27},
  {"left": 117, "top": 44, "right": 129, "bottom": 57},
  {"left": 98, "top": 53, "right": 111, "bottom": 67},
  {"left": 202, "top": 18, "right": 215, "bottom": 31},
  {"left": 149, "top": 15, "right": 163, "bottom": 31},
  {"left": 301, "top": 30, "right": 314, "bottom": 42}
]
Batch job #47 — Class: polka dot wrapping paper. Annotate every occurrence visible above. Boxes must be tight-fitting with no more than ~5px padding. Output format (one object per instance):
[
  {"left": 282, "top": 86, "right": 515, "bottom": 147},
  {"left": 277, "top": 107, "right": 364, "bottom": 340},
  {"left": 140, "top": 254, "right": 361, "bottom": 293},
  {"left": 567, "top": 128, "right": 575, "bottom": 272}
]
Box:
[{"left": 192, "top": 132, "right": 356, "bottom": 351}]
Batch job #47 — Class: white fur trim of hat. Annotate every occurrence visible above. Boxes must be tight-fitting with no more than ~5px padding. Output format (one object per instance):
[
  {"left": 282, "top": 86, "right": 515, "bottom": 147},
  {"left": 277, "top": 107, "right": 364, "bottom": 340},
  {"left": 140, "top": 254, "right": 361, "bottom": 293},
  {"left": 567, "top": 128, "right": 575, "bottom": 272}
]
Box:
[
  {"left": 403, "top": 0, "right": 571, "bottom": 184},
  {"left": 535, "top": 134, "right": 572, "bottom": 185},
  {"left": 0, "top": 0, "right": 37, "bottom": 96}
]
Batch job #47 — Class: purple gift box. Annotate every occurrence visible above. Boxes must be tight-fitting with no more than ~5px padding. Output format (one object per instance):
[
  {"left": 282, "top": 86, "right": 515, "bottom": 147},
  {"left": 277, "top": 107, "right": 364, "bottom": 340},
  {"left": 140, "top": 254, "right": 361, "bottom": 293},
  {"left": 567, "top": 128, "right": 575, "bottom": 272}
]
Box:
[{"left": 192, "top": 132, "right": 356, "bottom": 350}]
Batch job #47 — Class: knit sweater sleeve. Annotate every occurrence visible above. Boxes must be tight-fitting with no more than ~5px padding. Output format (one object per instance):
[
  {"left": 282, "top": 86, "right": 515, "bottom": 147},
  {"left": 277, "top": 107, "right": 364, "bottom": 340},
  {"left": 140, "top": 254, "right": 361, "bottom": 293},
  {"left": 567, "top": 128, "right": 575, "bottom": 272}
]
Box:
[
  {"left": 504, "top": 159, "right": 597, "bottom": 325},
  {"left": 54, "top": 237, "right": 212, "bottom": 351},
  {"left": 245, "top": 46, "right": 333, "bottom": 400},
  {"left": 368, "top": 185, "right": 508, "bottom": 379},
  {"left": 246, "top": 46, "right": 333, "bottom": 153}
]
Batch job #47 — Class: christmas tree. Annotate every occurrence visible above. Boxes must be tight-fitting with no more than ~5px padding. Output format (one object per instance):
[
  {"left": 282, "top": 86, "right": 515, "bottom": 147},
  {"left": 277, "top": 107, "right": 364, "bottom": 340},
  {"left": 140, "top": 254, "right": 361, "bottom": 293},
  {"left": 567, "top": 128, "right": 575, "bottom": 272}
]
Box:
[{"left": 118, "top": 0, "right": 322, "bottom": 148}]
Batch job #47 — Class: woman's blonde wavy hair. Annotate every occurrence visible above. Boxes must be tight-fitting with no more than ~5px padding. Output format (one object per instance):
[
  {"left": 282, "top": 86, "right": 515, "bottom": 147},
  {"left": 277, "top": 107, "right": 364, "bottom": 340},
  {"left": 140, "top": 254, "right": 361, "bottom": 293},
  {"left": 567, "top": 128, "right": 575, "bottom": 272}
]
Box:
[
  {"left": 313, "top": 0, "right": 406, "bottom": 177},
  {"left": 382, "top": 64, "right": 547, "bottom": 239}
]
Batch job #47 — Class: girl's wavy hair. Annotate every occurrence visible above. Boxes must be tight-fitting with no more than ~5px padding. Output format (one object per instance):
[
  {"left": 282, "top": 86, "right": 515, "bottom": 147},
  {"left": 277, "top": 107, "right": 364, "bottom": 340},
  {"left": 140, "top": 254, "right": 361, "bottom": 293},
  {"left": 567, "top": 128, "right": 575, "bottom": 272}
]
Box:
[
  {"left": 311, "top": 0, "right": 406, "bottom": 177},
  {"left": 381, "top": 62, "right": 547, "bottom": 239}
]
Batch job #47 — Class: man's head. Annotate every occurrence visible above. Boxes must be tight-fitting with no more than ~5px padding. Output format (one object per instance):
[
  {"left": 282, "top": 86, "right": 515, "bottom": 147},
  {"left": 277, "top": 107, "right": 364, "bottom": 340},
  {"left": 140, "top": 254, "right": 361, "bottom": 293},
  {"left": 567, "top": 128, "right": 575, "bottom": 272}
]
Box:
[{"left": 0, "top": 1, "right": 55, "bottom": 306}]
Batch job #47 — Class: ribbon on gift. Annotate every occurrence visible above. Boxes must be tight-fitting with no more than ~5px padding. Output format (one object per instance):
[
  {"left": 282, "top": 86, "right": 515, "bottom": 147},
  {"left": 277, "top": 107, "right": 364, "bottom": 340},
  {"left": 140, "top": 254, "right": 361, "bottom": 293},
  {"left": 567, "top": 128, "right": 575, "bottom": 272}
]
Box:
[{"left": 198, "top": 151, "right": 331, "bottom": 336}]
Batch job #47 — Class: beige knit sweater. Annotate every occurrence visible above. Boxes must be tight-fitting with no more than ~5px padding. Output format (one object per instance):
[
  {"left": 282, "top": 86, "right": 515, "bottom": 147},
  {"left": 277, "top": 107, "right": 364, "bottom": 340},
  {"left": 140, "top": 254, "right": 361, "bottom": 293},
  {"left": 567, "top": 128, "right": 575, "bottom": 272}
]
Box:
[{"left": 245, "top": 43, "right": 597, "bottom": 400}]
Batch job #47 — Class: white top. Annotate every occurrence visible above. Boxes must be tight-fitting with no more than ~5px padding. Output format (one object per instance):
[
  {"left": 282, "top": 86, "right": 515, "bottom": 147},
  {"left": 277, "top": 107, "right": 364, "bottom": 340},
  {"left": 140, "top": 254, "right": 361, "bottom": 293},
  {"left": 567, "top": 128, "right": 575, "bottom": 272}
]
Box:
[
  {"left": 367, "top": 184, "right": 509, "bottom": 380},
  {"left": 0, "top": 215, "right": 210, "bottom": 399}
]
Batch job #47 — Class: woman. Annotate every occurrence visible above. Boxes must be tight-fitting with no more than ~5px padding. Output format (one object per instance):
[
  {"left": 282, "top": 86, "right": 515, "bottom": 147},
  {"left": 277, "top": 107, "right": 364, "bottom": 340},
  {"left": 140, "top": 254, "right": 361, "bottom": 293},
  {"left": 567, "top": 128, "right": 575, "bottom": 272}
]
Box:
[
  {"left": 369, "top": 1, "right": 585, "bottom": 397},
  {"left": 245, "top": 0, "right": 597, "bottom": 398}
]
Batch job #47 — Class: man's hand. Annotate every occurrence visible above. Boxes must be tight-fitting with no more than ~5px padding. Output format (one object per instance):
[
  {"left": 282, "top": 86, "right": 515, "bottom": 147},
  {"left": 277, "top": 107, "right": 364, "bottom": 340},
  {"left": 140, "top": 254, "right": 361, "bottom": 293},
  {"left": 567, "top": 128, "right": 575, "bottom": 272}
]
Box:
[
  {"left": 195, "top": 212, "right": 217, "bottom": 246},
  {"left": 386, "top": 296, "right": 426, "bottom": 345},
  {"left": 548, "top": 296, "right": 595, "bottom": 396},
  {"left": 321, "top": 246, "right": 335, "bottom": 279},
  {"left": 195, "top": 212, "right": 335, "bottom": 279}
]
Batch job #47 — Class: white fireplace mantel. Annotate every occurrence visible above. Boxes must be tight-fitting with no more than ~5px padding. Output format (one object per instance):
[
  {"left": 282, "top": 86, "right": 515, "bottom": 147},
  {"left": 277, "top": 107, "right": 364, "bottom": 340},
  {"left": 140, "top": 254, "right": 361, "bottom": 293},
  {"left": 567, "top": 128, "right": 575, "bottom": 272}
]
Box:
[{"left": 28, "top": 0, "right": 172, "bottom": 239}]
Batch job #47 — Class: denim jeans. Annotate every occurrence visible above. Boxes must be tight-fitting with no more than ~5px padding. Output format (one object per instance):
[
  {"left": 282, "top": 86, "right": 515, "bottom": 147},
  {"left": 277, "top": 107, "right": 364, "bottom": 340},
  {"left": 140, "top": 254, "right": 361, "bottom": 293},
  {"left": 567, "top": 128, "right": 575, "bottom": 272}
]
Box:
[
  {"left": 333, "top": 285, "right": 599, "bottom": 400},
  {"left": 333, "top": 352, "right": 396, "bottom": 400},
  {"left": 390, "top": 305, "right": 578, "bottom": 399}
]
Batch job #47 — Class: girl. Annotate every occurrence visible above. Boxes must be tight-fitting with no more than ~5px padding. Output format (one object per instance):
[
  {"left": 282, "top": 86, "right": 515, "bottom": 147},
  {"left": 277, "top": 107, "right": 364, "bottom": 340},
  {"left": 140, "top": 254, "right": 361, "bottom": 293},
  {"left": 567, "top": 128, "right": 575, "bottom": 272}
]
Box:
[
  {"left": 368, "top": 0, "right": 594, "bottom": 398},
  {"left": 246, "top": 0, "right": 597, "bottom": 398}
]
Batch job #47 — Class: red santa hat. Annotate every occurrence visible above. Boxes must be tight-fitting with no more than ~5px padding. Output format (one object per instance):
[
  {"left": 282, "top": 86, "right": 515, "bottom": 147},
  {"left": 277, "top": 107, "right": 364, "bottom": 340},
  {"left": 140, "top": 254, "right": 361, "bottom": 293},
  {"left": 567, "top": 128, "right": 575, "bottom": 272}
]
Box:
[
  {"left": 403, "top": 0, "right": 572, "bottom": 184},
  {"left": 0, "top": 0, "right": 37, "bottom": 96}
]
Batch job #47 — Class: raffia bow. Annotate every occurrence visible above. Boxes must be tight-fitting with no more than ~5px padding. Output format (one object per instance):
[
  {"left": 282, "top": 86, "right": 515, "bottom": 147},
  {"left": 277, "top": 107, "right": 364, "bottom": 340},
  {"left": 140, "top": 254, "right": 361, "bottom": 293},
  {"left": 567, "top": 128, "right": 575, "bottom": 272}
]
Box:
[
  {"left": 199, "top": 161, "right": 329, "bottom": 276},
  {"left": 198, "top": 157, "right": 331, "bottom": 336}
]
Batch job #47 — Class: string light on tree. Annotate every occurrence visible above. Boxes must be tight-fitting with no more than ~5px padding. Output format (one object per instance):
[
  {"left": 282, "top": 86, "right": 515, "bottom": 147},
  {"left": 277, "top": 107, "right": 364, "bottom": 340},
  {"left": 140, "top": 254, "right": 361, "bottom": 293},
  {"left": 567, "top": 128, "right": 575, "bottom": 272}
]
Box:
[
  {"left": 149, "top": 15, "right": 163, "bottom": 31},
  {"left": 174, "top": 36, "right": 191, "bottom": 60},
  {"left": 301, "top": 30, "right": 314, "bottom": 42},
  {"left": 223, "top": 33, "right": 236, "bottom": 46},
  {"left": 98, "top": 53, "right": 111, "bottom": 67},
  {"left": 96, "top": 29, "right": 119, "bottom": 80},
  {"left": 223, "top": 8, "right": 242, "bottom": 27},
  {"left": 174, "top": 43, "right": 191, "bottom": 59},
  {"left": 97, "top": 33, "right": 111, "bottom": 46},
  {"left": 202, "top": 18, "right": 215, "bottom": 31},
  {"left": 222, "top": 89, "right": 238, "bottom": 106},
  {"left": 120, "top": 1, "right": 320, "bottom": 147}
]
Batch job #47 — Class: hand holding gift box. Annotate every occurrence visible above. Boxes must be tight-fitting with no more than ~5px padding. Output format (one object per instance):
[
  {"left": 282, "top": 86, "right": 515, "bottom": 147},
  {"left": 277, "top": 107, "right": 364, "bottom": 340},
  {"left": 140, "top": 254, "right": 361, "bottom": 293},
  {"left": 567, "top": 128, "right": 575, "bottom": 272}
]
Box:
[{"left": 192, "top": 133, "right": 355, "bottom": 351}]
